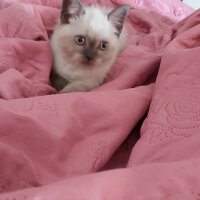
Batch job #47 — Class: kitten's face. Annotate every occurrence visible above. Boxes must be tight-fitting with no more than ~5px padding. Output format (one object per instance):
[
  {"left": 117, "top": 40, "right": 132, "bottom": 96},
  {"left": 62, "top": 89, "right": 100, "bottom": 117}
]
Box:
[
  {"left": 57, "top": 8, "right": 119, "bottom": 68},
  {"left": 58, "top": 36, "right": 117, "bottom": 69}
]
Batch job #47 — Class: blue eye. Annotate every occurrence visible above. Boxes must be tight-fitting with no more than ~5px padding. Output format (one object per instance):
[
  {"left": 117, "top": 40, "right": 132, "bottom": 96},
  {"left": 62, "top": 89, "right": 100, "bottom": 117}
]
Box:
[
  {"left": 99, "top": 41, "right": 108, "bottom": 51},
  {"left": 75, "top": 36, "right": 85, "bottom": 46}
]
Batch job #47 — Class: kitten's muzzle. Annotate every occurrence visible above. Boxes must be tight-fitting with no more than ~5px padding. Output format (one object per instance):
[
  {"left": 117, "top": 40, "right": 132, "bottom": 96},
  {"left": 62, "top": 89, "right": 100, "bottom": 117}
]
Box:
[{"left": 83, "top": 48, "right": 96, "bottom": 62}]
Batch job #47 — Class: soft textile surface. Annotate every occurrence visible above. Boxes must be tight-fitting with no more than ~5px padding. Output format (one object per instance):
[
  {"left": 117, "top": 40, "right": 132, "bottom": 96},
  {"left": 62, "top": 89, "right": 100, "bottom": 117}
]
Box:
[{"left": 0, "top": 0, "right": 199, "bottom": 199}]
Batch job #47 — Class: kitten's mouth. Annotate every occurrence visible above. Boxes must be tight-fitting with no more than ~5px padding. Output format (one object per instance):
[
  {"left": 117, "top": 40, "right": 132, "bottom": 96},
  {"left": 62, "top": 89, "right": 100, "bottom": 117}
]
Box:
[{"left": 81, "top": 60, "right": 94, "bottom": 67}]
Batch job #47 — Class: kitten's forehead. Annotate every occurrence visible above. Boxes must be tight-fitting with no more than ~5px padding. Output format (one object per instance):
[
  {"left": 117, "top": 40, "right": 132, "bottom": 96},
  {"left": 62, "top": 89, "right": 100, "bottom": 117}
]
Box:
[{"left": 76, "top": 6, "right": 114, "bottom": 40}]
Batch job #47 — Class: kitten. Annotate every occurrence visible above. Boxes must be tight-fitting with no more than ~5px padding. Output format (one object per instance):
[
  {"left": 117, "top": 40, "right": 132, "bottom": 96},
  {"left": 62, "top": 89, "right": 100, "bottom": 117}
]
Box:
[{"left": 50, "top": 0, "right": 129, "bottom": 93}]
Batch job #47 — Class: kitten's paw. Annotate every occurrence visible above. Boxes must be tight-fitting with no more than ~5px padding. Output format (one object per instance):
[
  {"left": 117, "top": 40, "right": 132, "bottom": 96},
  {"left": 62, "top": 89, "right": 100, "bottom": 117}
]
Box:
[
  {"left": 58, "top": 81, "right": 98, "bottom": 93},
  {"left": 58, "top": 85, "right": 82, "bottom": 93},
  {"left": 58, "top": 87, "right": 73, "bottom": 94}
]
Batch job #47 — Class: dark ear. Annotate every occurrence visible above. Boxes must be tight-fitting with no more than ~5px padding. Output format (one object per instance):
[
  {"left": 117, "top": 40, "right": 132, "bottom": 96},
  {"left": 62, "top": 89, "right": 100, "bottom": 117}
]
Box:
[
  {"left": 61, "top": 0, "right": 84, "bottom": 24},
  {"left": 108, "top": 6, "right": 129, "bottom": 36}
]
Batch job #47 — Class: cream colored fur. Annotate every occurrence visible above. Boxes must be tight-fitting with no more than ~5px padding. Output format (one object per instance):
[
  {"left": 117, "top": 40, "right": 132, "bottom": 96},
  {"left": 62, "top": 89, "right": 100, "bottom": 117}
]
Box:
[{"left": 51, "top": 4, "right": 128, "bottom": 93}]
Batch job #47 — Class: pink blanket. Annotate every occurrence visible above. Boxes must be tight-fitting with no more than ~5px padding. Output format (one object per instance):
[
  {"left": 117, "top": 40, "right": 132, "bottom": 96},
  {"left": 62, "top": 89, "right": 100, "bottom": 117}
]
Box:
[{"left": 0, "top": 0, "right": 199, "bottom": 199}]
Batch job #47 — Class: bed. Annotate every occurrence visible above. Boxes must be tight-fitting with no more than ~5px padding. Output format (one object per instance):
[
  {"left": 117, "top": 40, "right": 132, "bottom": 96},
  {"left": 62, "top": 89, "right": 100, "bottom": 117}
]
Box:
[{"left": 0, "top": 0, "right": 199, "bottom": 199}]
